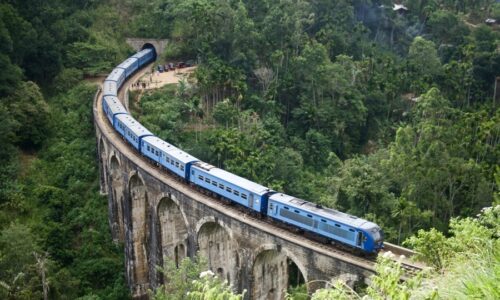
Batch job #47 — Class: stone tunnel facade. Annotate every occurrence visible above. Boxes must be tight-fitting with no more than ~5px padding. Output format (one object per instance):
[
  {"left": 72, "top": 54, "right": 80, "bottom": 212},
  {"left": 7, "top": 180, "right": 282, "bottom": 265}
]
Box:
[
  {"left": 94, "top": 94, "right": 373, "bottom": 299},
  {"left": 126, "top": 38, "right": 168, "bottom": 57}
]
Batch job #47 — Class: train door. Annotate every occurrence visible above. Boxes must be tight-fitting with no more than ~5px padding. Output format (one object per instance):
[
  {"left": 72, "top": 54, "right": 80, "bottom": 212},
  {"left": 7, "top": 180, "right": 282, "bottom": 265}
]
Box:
[
  {"left": 249, "top": 193, "right": 254, "bottom": 209},
  {"left": 356, "top": 232, "right": 362, "bottom": 247},
  {"left": 269, "top": 202, "right": 279, "bottom": 215}
]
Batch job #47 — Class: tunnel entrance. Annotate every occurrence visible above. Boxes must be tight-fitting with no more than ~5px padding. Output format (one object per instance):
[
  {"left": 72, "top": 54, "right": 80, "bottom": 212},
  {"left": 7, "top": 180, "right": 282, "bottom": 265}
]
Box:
[{"left": 141, "top": 43, "right": 157, "bottom": 61}]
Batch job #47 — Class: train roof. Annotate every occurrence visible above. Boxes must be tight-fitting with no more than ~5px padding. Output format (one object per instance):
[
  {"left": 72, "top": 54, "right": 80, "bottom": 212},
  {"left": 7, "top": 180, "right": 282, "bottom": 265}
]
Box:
[
  {"left": 132, "top": 49, "right": 153, "bottom": 59},
  {"left": 103, "top": 96, "right": 127, "bottom": 115},
  {"left": 102, "top": 80, "right": 117, "bottom": 96},
  {"left": 106, "top": 68, "right": 125, "bottom": 82},
  {"left": 194, "top": 162, "right": 270, "bottom": 195},
  {"left": 167, "top": 147, "right": 199, "bottom": 164},
  {"left": 142, "top": 136, "right": 177, "bottom": 154},
  {"left": 117, "top": 57, "right": 138, "bottom": 70},
  {"left": 115, "top": 114, "right": 153, "bottom": 137},
  {"left": 269, "top": 193, "right": 380, "bottom": 231}
]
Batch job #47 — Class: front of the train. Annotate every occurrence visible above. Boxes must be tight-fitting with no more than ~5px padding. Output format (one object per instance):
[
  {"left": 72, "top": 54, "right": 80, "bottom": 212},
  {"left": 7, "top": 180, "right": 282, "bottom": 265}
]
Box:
[{"left": 360, "top": 222, "right": 384, "bottom": 253}]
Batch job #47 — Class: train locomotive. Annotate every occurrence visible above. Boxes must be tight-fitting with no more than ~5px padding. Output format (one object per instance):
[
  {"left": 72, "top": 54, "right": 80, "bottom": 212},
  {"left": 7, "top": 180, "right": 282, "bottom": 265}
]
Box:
[{"left": 101, "top": 47, "right": 384, "bottom": 254}]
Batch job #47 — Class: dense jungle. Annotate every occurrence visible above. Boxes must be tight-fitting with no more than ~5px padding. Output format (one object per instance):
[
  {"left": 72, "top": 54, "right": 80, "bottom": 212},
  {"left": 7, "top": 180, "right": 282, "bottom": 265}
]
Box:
[{"left": 0, "top": 0, "right": 498, "bottom": 299}]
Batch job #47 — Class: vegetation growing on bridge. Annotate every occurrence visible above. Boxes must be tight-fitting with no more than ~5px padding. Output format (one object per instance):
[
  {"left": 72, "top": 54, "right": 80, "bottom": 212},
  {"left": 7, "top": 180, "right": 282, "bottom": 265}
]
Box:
[{"left": 0, "top": 0, "right": 498, "bottom": 299}]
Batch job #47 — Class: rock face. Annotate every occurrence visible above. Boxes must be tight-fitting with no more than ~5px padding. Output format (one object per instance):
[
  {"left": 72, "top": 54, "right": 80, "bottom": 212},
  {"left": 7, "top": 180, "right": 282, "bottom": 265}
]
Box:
[{"left": 94, "top": 91, "right": 372, "bottom": 299}]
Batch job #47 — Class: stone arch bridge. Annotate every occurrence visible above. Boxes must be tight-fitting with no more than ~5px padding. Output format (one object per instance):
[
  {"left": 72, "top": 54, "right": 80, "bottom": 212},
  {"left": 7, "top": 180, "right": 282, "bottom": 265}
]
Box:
[{"left": 94, "top": 48, "right": 418, "bottom": 299}]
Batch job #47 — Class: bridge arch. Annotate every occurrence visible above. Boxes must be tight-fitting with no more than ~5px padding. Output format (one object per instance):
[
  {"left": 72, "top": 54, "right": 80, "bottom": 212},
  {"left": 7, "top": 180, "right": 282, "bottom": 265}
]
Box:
[
  {"left": 196, "top": 217, "right": 239, "bottom": 286},
  {"left": 127, "top": 172, "right": 150, "bottom": 288},
  {"left": 156, "top": 194, "right": 189, "bottom": 271},
  {"left": 251, "top": 244, "right": 308, "bottom": 300}
]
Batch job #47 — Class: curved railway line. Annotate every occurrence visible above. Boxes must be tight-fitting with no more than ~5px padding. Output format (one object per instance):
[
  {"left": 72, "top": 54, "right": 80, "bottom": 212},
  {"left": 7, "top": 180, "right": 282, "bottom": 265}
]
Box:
[{"left": 93, "top": 59, "right": 426, "bottom": 283}]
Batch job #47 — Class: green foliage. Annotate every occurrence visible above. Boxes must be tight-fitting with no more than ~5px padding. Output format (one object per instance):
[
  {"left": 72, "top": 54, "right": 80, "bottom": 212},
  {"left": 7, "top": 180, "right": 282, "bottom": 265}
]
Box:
[
  {"left": 0, "top": 82, "right": 129, "bottom": 299},
  {"left": 132, "top": 0, "right": 499, "bottom": 245},
  {"left": 0, "top": 223, "right": 44, "bottom": 299},
  {"left": 0, "top": 1, "right": 498, "bottom": 298},
  {"left": 407, "top": 37, "right": 442, "bottom": 94},
  {"left": 405, "top": 205, "right": 500, "bottom": 272},
  {"left": 187, "top": 272, "right": 244, "bottom": 300},
  {"left": 308, "top": 254, "right": 432, "bottom": 300},
  {"left": 286, "top": 284, "right": 308, "bottom": 300},
  {"left": 134, "top": 85, "right": 185, "bottom": 144},
  {"left": 152, "top": 256, "right": 244, "bottom": 299},
  {"left": 6, "top": 81, "right": 50, "bottom": 149},
  {"left": 310, "top": 207, "right": 498, "bottom": 299},
  {"left": 151, "top": 256, "right": 211, "bottom": 299}
]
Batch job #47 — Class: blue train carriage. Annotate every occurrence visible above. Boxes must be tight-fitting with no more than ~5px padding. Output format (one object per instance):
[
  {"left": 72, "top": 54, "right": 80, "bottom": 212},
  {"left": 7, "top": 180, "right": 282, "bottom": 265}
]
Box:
[
  {"left": 102, "top": 80, "right": 118, "bottom": 97},
  {"left": 141, "top": 135, "right": 177, "bottom": 165},
  {"left": 114, "top": 114, "right": 153, "bottom": 151},
  {"left": 106, "top": 68, "right": 126, "bottom": 90},
  {"left": 116, "top": 57, "right": 139, "bottom": 78},
  {"left": 132, "top": 49, "right": 155, "bottom": 68},
  {"left": 102, "top": 95, "right": 127, "bottom": 127},
  {"left": 268, "top": 193, "right": 384, "bottom": 253},
  {"left": 162, "top": 147, "right": 199, "bottom": 180},
  {"left": 190, "top": 162, "right": 272, "bottom": 214}
]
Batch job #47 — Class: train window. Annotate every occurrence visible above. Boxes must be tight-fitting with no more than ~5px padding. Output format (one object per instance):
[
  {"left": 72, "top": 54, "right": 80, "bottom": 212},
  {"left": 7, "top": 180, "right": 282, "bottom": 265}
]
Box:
[
  {"left": 307, "top": 214, "right": 313, "bottom": 218},
  {"left": 180, "top": 166, "right": 184, "bottom": 171},
  {"left": 155, "top": 150, "right": 159, "bottom": 156},
  {"left": 166, "top": 157, "right": 170, "bottom": 162},
  {"left": 349, "top": 229, "right": 355, "bottom": 232},
  {"left": 147, "top": 145, "right": 150, "bottom": 151},
  {"left": 233, "top": 190, "right": 239, "bottom": 196},
  {"left": 175, "top": 162, "right": 180, "bottom": 168},
  {"left": 171, "top": 160, "right": 174, "bottom": 165},
  {"left": 270, "top": 203, "right": 274, "bottom": 209},
  {"left": 198, "top": 175, "right": 203, "bottom": 180},
  {"left": 226, "top": 187, "right": 232, "bottom": 192},
  {"left": 241, "top": 194, "right": 247, "bottom": 199},
  {"left": 219, "top": 184, "right": 224, "bottom": 189},
  {"left": 205, "top": 178, "right": 210, "bottom": 183},
  {"left": 192, "top": 171, "right": 194, "bottom": 175},
  {"left": 294, "top": 210, "right": 300, "bottom": 214},
  {"left": 335, "top": 224, "right": 341, "bottom": 227},
  {"left": 321, "top": 219, "right": 327, "bottom": 223},
  {"left": 212, "top": 181, "right": 217, "bottom": 186},
  {"left": 284, "top": 207, "right": 289, "bottom": 210}
]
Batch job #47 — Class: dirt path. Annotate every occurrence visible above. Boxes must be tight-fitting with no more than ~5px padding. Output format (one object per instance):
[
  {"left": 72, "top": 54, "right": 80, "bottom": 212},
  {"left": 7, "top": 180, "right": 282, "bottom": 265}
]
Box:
[{"left": 129, "top": 66, "right": 196, "bottom": 91}]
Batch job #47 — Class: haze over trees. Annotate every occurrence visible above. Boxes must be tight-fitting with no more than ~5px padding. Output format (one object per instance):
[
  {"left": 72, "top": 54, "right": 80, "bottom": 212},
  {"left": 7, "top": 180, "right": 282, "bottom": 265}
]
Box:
[{"left": 0, "top": 0, "right": 498, "bottom": 299}]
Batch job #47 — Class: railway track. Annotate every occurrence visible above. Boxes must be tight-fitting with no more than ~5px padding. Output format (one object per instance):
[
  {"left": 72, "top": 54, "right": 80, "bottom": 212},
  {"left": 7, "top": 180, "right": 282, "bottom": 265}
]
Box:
[
  {"left": 136, "top": 152, "right": 427, "bottom": 280},
  {"left": 95, "top": 67, "right": 426, "bottom": 281}
]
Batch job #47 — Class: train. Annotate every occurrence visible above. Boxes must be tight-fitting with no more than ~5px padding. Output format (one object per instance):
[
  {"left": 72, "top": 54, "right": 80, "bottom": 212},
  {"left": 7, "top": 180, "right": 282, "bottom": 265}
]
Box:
[{"left": 102, "top": 47, "right": 384, "bottom": 254}]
